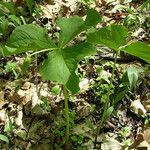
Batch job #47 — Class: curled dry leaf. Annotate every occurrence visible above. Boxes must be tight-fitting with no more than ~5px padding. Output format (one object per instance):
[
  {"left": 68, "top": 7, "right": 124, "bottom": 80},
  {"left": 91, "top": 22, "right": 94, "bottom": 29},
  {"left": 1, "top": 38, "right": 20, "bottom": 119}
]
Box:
[{"left": 130, "top": 99, "right": 147, "bottom": 117}]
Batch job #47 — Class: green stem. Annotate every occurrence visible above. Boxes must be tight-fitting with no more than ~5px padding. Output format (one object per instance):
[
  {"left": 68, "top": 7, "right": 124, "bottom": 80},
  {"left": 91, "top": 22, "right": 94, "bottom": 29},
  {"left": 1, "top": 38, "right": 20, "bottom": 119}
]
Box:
[
  {"left": 20, "top": 16, "right": 26, "bottom": 25},
  {"left": 94, "top": 51, "right": 118, "bottom": 149},
  {"left": 63, "top": 85, "right": 70, "bottom": 149},
  {"left": 30, "top": 48, "right": 58, "bottom": 56}
]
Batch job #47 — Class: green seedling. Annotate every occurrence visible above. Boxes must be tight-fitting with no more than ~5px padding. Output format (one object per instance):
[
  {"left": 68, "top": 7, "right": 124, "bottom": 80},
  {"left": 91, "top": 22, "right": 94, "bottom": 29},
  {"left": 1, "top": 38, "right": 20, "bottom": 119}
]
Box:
[
  {"left": 119, "top": 127, "right": 131, "bottom": 138},
  {"left": 51, "top": 85, "right": 61, "bottom": 95},
  {"left": 5, "top": 61, "right": 18, "bottom": 79},
  {"left": 119, "top": 127, "right": 132, "bottom": 149}
]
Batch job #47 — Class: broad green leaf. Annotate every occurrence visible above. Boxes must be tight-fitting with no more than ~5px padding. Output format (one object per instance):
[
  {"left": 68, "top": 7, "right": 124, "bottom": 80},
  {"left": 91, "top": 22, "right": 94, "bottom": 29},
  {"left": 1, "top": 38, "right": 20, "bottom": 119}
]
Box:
[
  {"left": 4, "top": 24, "right": 56, "bottom": 56},
  {"left": 84, "top": 8, "right": 102, "bottom": 28},
  {"left": 57, "top": 16, "right": 84, "bottom": 48},
  {"left": 58, "top": 9, "right": 101, "bottom": 48},
  {"left": 87, "top": 25, "right": 128, "bottom": 51},
  {"left": 40, "top": 42, "right": 96, "bottom": 93},
  {"left": 0, "top": 134, "right": 9, "bottom": 143},
  {"left": 120, "top": 41, "right": 150, "bottom": 64},
  {"left": 40, "top": 50, "right": 70, "bottom": 85}
]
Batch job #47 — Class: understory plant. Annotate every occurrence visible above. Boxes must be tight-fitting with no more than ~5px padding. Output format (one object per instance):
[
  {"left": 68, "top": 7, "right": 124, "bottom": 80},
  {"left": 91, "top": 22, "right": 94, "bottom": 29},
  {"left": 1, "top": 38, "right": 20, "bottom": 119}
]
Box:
[
  {"left": 87, "top": 24, "right": 150, "bottom": 148},
  {"left": 1, "top": 7, "right": 150, "bottom": 149},
  {"left": 0, "top": 8, "right": 101, "bottom": 148}
]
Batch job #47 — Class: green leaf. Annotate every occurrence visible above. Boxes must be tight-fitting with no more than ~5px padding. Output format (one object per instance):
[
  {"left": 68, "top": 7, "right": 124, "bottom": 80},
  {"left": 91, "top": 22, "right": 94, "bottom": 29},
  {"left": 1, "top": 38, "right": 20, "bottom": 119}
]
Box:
[
  {"left": 57, "top": 16, "right": 84, "bottom": 48},
  {"left": 40, "top": 50, "right": 70, "bottom": 85},
  {"left": 9, "top": 15, "right": 22, "bottom": 26},
  {"left": 120, "top": 41, "right": 150, "bottom": 64},
  {"left": 0, "top": 46, "right": 17, "bottom": 56},
  {"left": 0, "top": 44, "right": 4, "bottom": 56},
  {"left": 103, "top": 106, "right": 114, "bottom": 122},
  {"left": 25, "top": 0, "right": 34, "bottom": 14},
  {"left": 16, "top": 130, "right": 27, "bottom": 140},
  {"left": 0, "top": 2, "right": 15, "bottom": 15},
  {"left": 58, "top": 9, "right": 101, "bottom": 48},
  {"left": 84, "top": 8, "right": 102, "bottom": 28},
  {"left": 21, "top": 56, "right": 32, "bottom": 74},
  {"left": 66, "top": 73, "right": 80, "bottom": 94},
  {"left": 5, "top": 24, "right": 56, "bottom": 56},
  {"left": 4, "top": 117, "right": 13, "bottom": 133},
  {"left": 51, "top": 85, "right": 61, "bottom": 95},
  {"left": 114, "top": 87, "right": 128, "bottom": 104},
  {"left": 87, "top": 25, "right": 128, "bottom": 51},
  {"left": 127, "top": 67, "right": 139, "bottom": 91},
  {"left": 0, "top": 134, "right": 9, "bottom": 143},
  {"left": 0, "top": 18, "right": 9, "bottom": 34},
  {"left": 140, "top": 0, "right": 150, "bottom": 10},
  {"left": 40, "top": 42, "right": 96, "bottom": 93}
]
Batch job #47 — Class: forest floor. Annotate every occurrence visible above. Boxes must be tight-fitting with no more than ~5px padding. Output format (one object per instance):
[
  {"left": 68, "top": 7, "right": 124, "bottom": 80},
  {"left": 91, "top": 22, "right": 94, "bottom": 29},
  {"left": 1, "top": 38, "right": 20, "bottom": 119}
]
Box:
[{"left": 0, "top": 0, "right": 150, "bottom": 150}]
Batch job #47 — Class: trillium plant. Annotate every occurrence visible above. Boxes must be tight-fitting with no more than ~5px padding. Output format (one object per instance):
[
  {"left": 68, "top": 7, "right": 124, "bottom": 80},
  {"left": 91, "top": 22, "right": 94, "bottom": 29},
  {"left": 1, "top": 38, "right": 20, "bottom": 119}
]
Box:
[{"left": 1, "top": 8, "right": 150, "bottom": 148}]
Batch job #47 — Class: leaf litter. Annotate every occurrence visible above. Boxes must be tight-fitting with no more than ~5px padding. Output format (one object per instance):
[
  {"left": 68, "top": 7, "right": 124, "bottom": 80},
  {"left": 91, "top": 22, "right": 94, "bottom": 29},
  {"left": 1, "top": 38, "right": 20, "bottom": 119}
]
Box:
[{"left": 0, "top": 0, "right": 150, "bottom": 149}]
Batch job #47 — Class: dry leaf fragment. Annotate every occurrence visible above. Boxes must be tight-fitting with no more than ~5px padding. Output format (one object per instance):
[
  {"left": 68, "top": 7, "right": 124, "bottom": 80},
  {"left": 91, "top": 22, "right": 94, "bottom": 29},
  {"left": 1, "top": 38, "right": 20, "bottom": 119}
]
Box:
[
  {"left": 79, "top": 78, "right": 89, "bottom": 92},
  {"left": 21, "top": 82, "right": 31, "bottom": 90},
  {"left": 7, "top": 93, "right": 25, "bottom": 105},
  {"left": 142, "top": 100, "right": 150, "bottom": 112},
  {"left": 0, "top": 109, "right": 6, "bottom": 125},
  {"left": 130, "top": 99, "right": 147, "bottom": 117},
  {"left": 143, "top": 128, "right": 150, "bottom": 144},
  {"left": 137, "top": 140, "right": 150, "bottom": 150},
  {"left": 101, "top": 136, "right": 122, "bottom": 150}
]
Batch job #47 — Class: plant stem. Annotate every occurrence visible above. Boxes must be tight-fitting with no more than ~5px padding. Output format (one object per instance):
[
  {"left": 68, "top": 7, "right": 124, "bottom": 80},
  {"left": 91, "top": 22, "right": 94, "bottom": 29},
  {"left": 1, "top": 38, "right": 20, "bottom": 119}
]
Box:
[
  {"left": 35, "top": 54, "right": 38, "bottom": 96},
  {"left": 63, "top": 85, "right": 70, "bottom": 149},
  {"left": 94, "top": 51, "right": 118, "bottom": 149},
  {"left": 20, "top": 16, "right": 26, "bottom": 25},
  {"left": 30, "top": 48, "right": 58, "bottom": 56}
]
